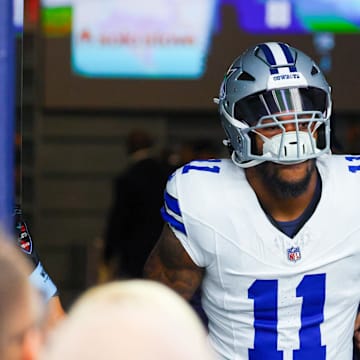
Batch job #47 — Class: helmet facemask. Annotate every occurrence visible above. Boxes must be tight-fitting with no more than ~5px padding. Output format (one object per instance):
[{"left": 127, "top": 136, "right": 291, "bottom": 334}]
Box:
[{"left": 219, "top": 86, "right": 331, "bottom": 168}]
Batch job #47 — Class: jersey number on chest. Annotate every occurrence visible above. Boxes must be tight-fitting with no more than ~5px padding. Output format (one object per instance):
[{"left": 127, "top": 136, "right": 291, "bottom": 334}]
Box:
[{"left": 249, "top": 273, "right": 326, "bottom": 359}]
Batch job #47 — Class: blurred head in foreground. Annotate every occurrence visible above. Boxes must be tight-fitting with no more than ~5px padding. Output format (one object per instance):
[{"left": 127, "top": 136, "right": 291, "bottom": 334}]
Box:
[
  {"left": 40, "top": 280, "right": 216, "bottom": 360},
  {"left": 0, "top": 237, "right": 45, "bottom": 360}
]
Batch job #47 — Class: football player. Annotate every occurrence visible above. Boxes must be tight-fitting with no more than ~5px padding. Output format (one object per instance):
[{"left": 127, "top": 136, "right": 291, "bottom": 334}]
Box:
[{"left": 144, "top": 42, "right": 360, "bottom": 359}]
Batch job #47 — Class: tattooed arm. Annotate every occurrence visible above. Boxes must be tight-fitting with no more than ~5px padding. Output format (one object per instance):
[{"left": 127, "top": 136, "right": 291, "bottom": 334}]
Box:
[
  {"left": 354, "top": 312, "right": 360, "bottom": 354},
  {"left": 144, "top": 224, "right": 204, "bottom": 300}
]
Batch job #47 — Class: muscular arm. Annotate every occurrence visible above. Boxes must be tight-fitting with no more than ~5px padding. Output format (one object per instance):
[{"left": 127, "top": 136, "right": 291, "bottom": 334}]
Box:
[{"left": 144, "top": 224, "right": 204, "bottom": 300}]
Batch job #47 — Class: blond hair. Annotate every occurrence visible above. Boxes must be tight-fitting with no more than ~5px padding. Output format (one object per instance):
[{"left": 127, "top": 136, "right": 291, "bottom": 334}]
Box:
[{"left": 41, "top": 280, "right": 216, "bottom": 360}]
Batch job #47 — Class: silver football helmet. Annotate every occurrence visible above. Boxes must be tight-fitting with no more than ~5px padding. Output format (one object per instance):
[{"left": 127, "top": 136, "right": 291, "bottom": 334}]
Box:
[{"left": 215, "top": 42, "right": 332, "bottom": 168}]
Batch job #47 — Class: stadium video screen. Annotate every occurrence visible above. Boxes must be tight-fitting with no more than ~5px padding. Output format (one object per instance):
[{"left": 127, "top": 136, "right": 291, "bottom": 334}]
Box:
[{"left": 40, "top": 0, "right": 360, "bottom": 111}]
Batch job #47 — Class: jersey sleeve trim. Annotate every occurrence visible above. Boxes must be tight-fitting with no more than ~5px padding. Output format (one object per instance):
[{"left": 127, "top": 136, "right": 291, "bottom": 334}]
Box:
[
  {"left": 161, "top": 206, "right": 187, "bottom": 235},
  {"left": 164, "top": 191, "right": 182, "bottom": 215}
]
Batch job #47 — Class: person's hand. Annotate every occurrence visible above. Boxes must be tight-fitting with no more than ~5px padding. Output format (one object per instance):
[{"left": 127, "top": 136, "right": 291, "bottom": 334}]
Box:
[{"left": 354, "top": 312, "right": 360, "bottom": 352}]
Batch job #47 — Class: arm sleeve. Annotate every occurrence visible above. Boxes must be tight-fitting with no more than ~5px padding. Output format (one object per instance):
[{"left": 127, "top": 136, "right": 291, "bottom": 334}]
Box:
[{"left": 14, "top": 207, "right": 58, "bottom": 301}]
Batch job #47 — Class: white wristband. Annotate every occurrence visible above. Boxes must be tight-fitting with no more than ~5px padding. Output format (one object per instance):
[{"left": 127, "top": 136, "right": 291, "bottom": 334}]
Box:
[{"left": 29, "top": 262, "right": 58, "bottom": 302}]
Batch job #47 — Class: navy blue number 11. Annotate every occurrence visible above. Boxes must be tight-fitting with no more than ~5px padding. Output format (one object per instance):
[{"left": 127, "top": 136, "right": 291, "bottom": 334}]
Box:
[{"left": 248, "top": 274, "right": 326, "bottom": 359}]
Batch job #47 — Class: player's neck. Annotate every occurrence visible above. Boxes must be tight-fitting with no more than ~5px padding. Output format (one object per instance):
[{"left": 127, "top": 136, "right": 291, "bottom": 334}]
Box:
[{"left": 246, "top": 165, "right": 320, "bottom": 222}]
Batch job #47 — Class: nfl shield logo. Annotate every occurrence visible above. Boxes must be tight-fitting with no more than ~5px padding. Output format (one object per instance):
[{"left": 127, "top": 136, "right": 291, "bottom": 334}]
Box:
[{"left": 287, "top": 246, "right": 301, "bottom": 262}]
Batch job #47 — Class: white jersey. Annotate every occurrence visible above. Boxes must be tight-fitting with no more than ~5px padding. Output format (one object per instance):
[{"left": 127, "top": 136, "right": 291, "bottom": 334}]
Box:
[{"left": 162, "top": 154, "right": 360, "bottom": 360}]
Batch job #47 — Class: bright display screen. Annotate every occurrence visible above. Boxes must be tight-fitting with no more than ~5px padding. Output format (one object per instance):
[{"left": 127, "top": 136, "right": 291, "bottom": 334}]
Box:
[
  {"left": 40, "top": 0, "right": 360, "bottom": 79},
  {"left": 40, "top": 0, "right": 360, "bottom": 112},
  {"left": 71, "top": 0, "right": 219, "bottom": 78}
]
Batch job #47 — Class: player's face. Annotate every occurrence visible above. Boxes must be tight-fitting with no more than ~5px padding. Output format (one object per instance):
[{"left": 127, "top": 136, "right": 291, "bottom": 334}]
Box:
[{"left": 253, "top": 113, "right": 317, "bottom": 198}]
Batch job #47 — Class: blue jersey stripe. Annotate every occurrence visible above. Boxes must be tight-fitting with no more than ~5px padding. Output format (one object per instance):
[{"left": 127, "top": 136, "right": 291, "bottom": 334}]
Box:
[
  {"left": 164, "top": 191, "right": 182, "bottom": 216},
  {"left": 278, "top": 42, "right": 297, "bottom": 72},
  {"left": 161, "top": 207, "right": 187, "bottom": 235}
]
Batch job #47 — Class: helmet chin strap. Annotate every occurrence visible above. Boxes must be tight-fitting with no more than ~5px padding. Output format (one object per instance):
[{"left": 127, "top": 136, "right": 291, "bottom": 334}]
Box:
[
  {"left": 230, "top": 129, "right": 315, "bottom": 169},
  {"left": 262, "top": 131, "right": 318, "bottom": 161},
  {"left": 223, "top": 138, "right": 266, "bottom": 168},
  {"left": 231, "top": 152, "right": 265, "bottom": 168},
  {"left": 231, "top": 151, "right": 307, "bottom": 168}
]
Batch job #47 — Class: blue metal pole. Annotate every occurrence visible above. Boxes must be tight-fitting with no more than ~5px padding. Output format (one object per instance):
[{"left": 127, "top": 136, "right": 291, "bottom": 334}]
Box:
[{"left": 0, "top": 0, "right": 15, "bottom": 233}]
